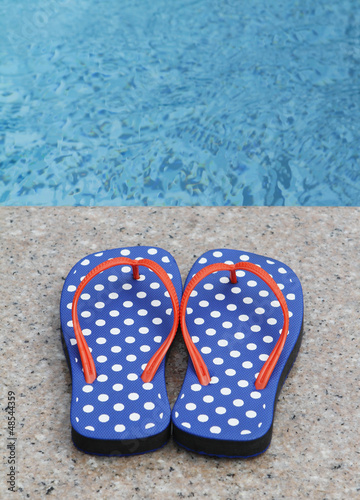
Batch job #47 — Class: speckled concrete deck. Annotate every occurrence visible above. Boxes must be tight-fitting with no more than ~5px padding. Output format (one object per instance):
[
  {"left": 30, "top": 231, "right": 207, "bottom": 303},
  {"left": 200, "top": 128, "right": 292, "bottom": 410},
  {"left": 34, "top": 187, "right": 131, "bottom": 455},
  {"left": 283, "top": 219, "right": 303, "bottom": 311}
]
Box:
[{"left": 1, "top": 207, "right": 359, "bottom": 499}]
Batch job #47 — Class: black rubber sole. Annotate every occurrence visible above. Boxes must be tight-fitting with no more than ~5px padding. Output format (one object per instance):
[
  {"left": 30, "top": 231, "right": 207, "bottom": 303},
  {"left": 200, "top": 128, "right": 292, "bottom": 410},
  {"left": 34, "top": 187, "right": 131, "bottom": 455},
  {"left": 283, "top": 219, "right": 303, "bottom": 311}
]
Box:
[
  {"left": 173, "top": 319, "right": 304, "bottom": 458},
  {"left": 61, "top": 328, "right": 173, "bottom": 456}
]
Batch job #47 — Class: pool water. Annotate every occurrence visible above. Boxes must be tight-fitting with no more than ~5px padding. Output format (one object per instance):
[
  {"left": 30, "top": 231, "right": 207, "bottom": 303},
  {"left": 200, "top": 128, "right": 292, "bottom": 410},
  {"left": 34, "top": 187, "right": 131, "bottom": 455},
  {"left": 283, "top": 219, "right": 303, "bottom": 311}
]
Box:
[{"left": 1, "top": 0, "right": 359, "bottom": 206}]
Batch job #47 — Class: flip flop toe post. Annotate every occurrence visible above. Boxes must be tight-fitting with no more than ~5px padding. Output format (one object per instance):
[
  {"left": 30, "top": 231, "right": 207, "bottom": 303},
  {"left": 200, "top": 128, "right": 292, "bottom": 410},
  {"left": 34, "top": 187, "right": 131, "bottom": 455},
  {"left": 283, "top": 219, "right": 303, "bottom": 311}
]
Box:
[
  {"left": 60, "top": 247, "right": 182, "bottom": 456},
  {"left": 172, "top": 249, "right": 303, "bottom": 458}
]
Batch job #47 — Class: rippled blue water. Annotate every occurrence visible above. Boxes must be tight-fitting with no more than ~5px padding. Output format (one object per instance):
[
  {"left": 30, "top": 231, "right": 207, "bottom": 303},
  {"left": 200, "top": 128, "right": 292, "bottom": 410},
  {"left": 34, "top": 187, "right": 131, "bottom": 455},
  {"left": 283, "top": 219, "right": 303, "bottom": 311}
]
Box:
[{"left": 0, "top": 0, "right": 359, "bottom": 206}]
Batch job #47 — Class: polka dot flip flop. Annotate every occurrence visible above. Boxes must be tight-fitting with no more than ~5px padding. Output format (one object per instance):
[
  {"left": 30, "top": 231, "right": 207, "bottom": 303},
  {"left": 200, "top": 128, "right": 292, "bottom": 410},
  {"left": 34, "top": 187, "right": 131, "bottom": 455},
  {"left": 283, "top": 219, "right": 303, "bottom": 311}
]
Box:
[
  {"left": 172, "top": 249, "right": 304, "bottom": 458},
  {"left": 60, "top": 247, "right": 182, "bottom": 456}
]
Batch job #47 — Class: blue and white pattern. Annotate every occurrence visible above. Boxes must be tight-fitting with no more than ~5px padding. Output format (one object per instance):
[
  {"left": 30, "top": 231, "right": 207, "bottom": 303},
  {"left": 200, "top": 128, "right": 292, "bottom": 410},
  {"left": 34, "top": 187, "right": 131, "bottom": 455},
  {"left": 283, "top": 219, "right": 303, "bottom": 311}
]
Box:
[
  {"left": 60, "top": 246, "right": 182, "bottom": 442},
  {"left": 172, "top": 249, "right": 303, "bottom": 444}
]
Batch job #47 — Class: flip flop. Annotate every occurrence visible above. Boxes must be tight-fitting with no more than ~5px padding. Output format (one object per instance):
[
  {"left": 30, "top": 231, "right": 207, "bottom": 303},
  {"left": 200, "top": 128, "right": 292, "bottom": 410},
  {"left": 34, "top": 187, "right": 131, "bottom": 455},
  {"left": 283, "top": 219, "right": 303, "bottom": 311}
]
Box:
[
  {"left": 172, "top": 249, "right": 303, "bottom": 457},
  {"left": 60, "top": 246, "right": 182, "bottom": 456}
]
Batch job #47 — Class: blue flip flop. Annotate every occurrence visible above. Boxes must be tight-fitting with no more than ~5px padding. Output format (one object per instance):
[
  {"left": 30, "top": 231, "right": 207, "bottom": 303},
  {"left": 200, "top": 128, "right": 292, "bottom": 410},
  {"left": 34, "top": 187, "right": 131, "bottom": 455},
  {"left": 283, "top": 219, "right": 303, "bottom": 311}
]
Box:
[
  {"left": 60, "top": 246, "right": 182, "bottom": 456},
  {"left": 172, "top": 249, "right": 303, "bottom": 457}
]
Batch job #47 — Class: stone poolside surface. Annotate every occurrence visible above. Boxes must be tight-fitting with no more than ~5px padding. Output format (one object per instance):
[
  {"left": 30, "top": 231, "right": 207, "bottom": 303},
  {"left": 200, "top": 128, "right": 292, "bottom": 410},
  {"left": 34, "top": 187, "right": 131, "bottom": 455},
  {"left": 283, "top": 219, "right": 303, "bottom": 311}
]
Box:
[{"left": 0, "top": 207, "right": 359, "bottom": 499}]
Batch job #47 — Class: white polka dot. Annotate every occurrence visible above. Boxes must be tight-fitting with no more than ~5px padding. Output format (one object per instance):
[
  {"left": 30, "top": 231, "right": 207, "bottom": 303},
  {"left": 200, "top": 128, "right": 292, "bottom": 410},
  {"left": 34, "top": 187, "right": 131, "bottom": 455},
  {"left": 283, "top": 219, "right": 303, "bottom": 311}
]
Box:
[
  {"left": 215, "top": 293, "right": 225, "bottom": 301},
  {"left": 234, "top": 332, "right": 244, "bottom": 340},
  {"left": 127, "top": 373, "right": 138, "bottom": 381},
  {"left": 94, "top": 284, "right": 104, "bottom": 291},
  {"left": 148, "top": 248, "right": 158, "bottom": 255},
  {"left": 199, "top": 257, "right": 207, "bottom": 264},
  {"left": 110, "top": 328, "right": 120, "bottom": 335},
  {"left": 263, "top": 336, "right": 273, "bottom": 343},
  {"left": 251, "top": 325, "right": 261, "bottom": 332},
  {"left": 218, "top": 339, "right": 228, "bottom": 347},
  {"left": 230, "top": 350, "right": 240, "bottom": 358},
  {"left": 128, "top": 393, "right": 139, "bottom": 401},
  {"left": 225, "top": 369, "right": 236, "bottom": 376},
  {"left": 241, "top": 430, "right": 251, "bottom": 435},
  {"left": 198, "top": 414, "right": 209, "bottom": 422},
  {"left": 220, "top": 277, "right": 230, "bottom": 284},
  {"left": 239, "top": 315, "right": 249, "bottom": 322},
  {"left": 140, "top": 345, "right": 151, "bottom": 352},
  {"left": 125, "top": 336, "right": 135, "bottom": 343},
  {"left": 108, "top": 275, "right": 118, "bottom": 282},
  {"left": 120, "top": 249, "right": 130, "bottom": 256},
  {"left": 243, "top": 297, "right": 253, "bottom": 304},
  {"left": 98, "top": 394, "right": 109, "bottom": 402},
  {"left": 213, "top": 357, "right": 224, "bottom": 365},
  {"left": 233, "top": 399, "right": 244, "bottom": 407},
  {"left": 67, "top": 285, "right": 76, "bottom": 292},
  {"left": 115, "top": 424, "right": 125, "bottom": 432},
  {"left": 238, "top": 380, "right": 249, "bottom": 387},
  {"left": 112, "top": 364, "right": 122, "bottom": 372},
  {"left": 138, "top": 309, "right": 148, "bottom": 316},
  {"left": 203, "top": 395, "right": 214, "bottom": 403},
  {"left": 67, "top": 320, "right": 73, "bottom": 327},
  {"left": 123, "top": 301, "right": 133, "bottom": 308},
  {"left": 151, "top": 300, "right": 161, "bottom": 307},
  {"left": 187, "top": 307, "right": 193, "bottom": 314},
  {"left": 206, "top": 328, "right": 216, "bottom": 336},
  {"left": 221, "top": 387, "right": 231, "bottom": 395},
  {"left": 247, "top": 343, "right": 257, "bottom": 351},
  {"left": 255, "top": 307, "right": 265, "bottom": 315},
  {"left": 143, "top": 383, "right": 153, "bottom": 390},
  {"left": 278, "top": 267, "right": 287, "bottom": 274},
  {"left": 83, "top": 405, "right": 94, "bottom": 413},
  {"left": 222, "top": 321, "right": 232, "bottom": 329},
  {"left": 97, "top": 374, "right": 108, "bottom": 382},
  {"left": 259, "top": 354, "right": 269, "bottom": 361},
  {"left": 242, "top": 361, "right": 253, "bottom": 369},
  {"left": 215, "top": 407, "right": 226, "bottom": 415},
  {"left": 213, "top": 251, "right": 223, "bottom": 257},
  {"left": 154, "top": 336, "right": 162, "bottom": 343},
  {"left": 210, "top": 311, "right": 221, "bottom": 318},
  {"left": 81, "top": 311, "right": 91, "bottom": 318},
  {"left": 259, "top": 290, "right": 269, "bottom": 297},
  {"left": 201, "top": 347, "right": 212, "bottom": 354},
  {"left": 84, "top": 426, "right": 94, "bottom": 431},
  {"left": 240, "top": 254, "right": 249, "bottom": 261},
  {"left": 210, "top": 426, "right": 221, "bottom": 434},
  {"left": 191, "top": 384, "right": 202, "bottom": 391},
  {"left": 81, "top": 259, "right": 90, "bottom": 266},
  {"left": 267, "top": 318, "right": 277, "bottom": 325},
  {"left": 227, "top": 304, "right": 237, "bottom": 311},
  {"left": 277, "top": 283, "right": 285, "bottom": 290},
  {"left": 95, "top": 302, "right": 105, "bottom": 309},
  {"left": 287, "top": 293, "right": 295, "bottom": 300},
  {"left": 246, "top": 411, "right": 257, "bottom": 419},
  {"left": 110, "top": 310, "right": 119, "bottom": 317},
  {"left": 126, "top": 355, "right": 136, "bottom": 362},
  {"left": 204, "top": 283, "right": 214, "bottom": 290},
  {"left": 110, "top": 345, "right": 121, "bottom": 354},
  {"left": 228, "top": 418, "right": 239, "bottom": 426},
  {"left": 122, "top": 283, "right": 132, "bottom": 290},
  {"left": 231, "top": 287, "right": 241, "bottom": 294},
  {"left": 150, "top": 282, "right": 160, "bottom": 290},
  {"left": 113, "top": 384, "right": 123, "bottom": 391},
  {"left": 98, "top": 414, "right": 110, "bottom": 423},
  {"left": 83, "top": 329, "right": 91, "bottom": 336},
  {"left": 199, "top": 300, "right": 209, "bottom": 307},
  {"left": 194, "top": 317, "right": 204, "bottom": 325},
  {"left": 182, "top": 422, "right": 191, "bottom": 429},
  {"left": 251, "top": 391, "right": 261, "bottom": 399},
  {"left": 144, "top": 402, "right": 155, "bottom": 410},
  {"left": 70, "top": 339, "right": 77, "bottom": 345},
  {"left": 139, "top": 327, "right": 149, "bottom": 334},
  {"left": 186, "top": 403, "right": 197, "bottom": 411},
  {"left": 97, "top": 356, "right": 107, "bottom": 363},
  {"left": 236, "top": 270, "right": 245, "bottom": 278},
  {"left": 95, "top": 320, "right": 106, "bottom": 327},
  {"left": 190, "top": 290, "right": 198, "bottom": 297},
  {"left": 247, "top": 280, "right": 257, "bottom": 287},
  {"left": 122, "top": 266, "right": 131, "bottom": 273},
  {"left": 129, "top": 413, "right": 140, "bottom": 421},
  {"left": 82, "top": 385, "right": 93, "bottom": 393},
  {"left": 271, "top": 300, "right": 280, "bottom": 307}
]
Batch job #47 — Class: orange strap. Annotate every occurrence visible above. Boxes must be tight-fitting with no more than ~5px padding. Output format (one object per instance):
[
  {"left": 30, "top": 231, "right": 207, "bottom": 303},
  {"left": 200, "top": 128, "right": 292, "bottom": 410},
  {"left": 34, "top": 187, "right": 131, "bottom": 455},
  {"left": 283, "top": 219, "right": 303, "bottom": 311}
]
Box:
[
  {"left": 180, "top": 262, "right": 289, "bottom": 390},
  {"left": 72, "top": 257, "right": 180, "bottom": 384}
]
